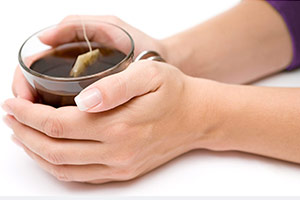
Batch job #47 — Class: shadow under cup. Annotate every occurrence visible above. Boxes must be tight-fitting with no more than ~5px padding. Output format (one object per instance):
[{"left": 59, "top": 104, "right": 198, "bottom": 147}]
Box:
[{"left": 19, "top": 21, "right": 134, "bottom": 107}]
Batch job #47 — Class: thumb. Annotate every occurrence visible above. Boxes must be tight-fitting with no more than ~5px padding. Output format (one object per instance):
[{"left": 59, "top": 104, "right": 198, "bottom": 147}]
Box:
[{"left": 74, "top": 60, "right": 163, "bottom": 112}]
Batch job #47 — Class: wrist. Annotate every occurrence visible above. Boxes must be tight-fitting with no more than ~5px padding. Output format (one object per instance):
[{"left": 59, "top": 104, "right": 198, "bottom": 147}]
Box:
[
  {"left": 184, "top": 77, "right": 231, "bottom": 151},
  {"left": 160, "top": 36, "right": 190, "bottom": 72},
  {"left": 160, "top": 28, "right": 217, "bottom": 79}
]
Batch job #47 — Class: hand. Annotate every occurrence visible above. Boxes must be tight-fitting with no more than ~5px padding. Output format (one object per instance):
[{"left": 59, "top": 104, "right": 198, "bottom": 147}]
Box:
[
  {"left": 3, "top": 60, "right": 218, "bottom": 183},
  {"left": 12, "top": 15, "right": 169, "bottom": 102}
]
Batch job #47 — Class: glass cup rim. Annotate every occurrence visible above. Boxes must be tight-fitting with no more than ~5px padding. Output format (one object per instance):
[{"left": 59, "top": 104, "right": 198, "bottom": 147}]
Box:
[{"left": 18, "top": 20, "right": 135, "bottom": 82}]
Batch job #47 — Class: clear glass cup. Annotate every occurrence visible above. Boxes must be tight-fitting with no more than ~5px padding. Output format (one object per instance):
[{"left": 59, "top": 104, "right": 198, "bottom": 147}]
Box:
[{"left": 19, "top": 20, "right": 134, "bottom": 107}]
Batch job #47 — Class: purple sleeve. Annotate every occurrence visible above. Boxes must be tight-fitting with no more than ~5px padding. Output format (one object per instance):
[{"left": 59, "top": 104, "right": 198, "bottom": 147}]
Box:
[{"left": 266, "top": 0, "right": 300, "bottom": 70}]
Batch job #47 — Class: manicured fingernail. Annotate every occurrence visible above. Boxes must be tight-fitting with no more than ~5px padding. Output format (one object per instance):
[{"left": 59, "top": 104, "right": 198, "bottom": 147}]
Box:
[
  {"left": 1, "top": 102, "right": 14, "bottom": 115},
  {"left": 74, "top": 88, "right": 102, "bottom": 111},
  {"left": 3, "top": 115, "right": 13, "bottom": 128},
  {"left": 11, "top": 135, "right": 23, "bottom": 148}
]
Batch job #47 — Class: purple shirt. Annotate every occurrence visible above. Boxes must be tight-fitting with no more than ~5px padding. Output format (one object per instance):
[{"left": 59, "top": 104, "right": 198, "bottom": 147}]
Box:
[{"left": 266, "top": 0, "right": 300, "bottom": 70}]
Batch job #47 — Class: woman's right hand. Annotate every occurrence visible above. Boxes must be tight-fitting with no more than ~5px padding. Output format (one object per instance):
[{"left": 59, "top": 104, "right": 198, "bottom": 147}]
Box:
[{"left": 12, "top": 15, "right": 169, "bottom": 102}]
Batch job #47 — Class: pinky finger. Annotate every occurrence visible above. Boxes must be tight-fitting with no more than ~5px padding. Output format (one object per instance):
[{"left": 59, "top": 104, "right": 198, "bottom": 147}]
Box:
[
  {"left": 85, "top": 179, "right": 113, "bottom": 185},
  {"left": 12, "top": 136, "right": 114, "bottom": 183},
  {"left": 20, "top": 143, "right": 72, "bottom": 182}
]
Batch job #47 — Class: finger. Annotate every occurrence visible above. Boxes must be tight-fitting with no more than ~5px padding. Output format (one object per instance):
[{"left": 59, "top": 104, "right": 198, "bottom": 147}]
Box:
[
  {"left": 40, "top": 15, "right": 112, "bottom": 47},
  {"left": 39, "top": 21, "right": 89, "bottom": 47},
  {"left": 39, "top": 15, "right": 93, "bottom": 46},
  {"left": 2, "top": 98, "right": 116, "bottom": 141},
  {"left": 12, "top": 66, "right": 36, "bottom": 102},
  {"left": 75, "top": 60, "right": 164, "bottom": 112},
  {"left": 85, "top": 179, "right": 112, "bottom": 184},
  {"left": 5, "top": 115, "right": 112, "bottom": 165},
  {"left": 39, "top": 15, "right": 131, "bottom": 55},
  {"left": 17, "top": 142, "right": 114, "bottom": 182}
]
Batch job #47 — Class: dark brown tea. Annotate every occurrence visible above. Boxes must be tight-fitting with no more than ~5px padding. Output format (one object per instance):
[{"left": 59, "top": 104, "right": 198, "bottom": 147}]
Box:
[
  {"left": 30, "top": 42, "right": 126, "bottom": 77},
  {"left": 29, "top": 42, "right": 127, "bottom": 107}
]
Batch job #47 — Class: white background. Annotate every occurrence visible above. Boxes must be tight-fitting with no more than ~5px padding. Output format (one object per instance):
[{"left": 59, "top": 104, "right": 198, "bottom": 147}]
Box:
[{"left": 1, "top": 0, "right": 300, "bottom": 196}]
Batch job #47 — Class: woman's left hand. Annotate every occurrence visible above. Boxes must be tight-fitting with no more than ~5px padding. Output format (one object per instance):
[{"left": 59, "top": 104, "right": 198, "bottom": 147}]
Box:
[{"left": 2, "top": 60, "right": 219, "bottom": 184}]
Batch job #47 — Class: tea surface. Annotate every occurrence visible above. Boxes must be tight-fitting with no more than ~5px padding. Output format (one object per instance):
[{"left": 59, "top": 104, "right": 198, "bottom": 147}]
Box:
[{"left": 30, "top": 42, "right": 126, "bottom": 77}]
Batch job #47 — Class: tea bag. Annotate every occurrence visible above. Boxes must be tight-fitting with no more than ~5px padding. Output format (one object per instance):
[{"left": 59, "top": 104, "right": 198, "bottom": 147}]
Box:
[
  {"left": 70, "top": 20, "right": 100, "bottom": 77},
  {"left": 70, "top": 49, "right": 100, "bottom": 77}
]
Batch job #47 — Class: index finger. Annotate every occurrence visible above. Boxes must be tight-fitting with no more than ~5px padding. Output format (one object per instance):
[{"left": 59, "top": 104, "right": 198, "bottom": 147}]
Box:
[
  {"left": 39, "top": 16, "right": 132, "bottom": 55},
  {"left": 39, "top": 15, "right": 98, "bottom": 46}
]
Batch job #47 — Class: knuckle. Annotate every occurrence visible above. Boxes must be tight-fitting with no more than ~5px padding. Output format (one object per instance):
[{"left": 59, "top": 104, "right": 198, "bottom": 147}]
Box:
[
  {"left": 109, "top": 122, "right": 130, "bottom": 138},
  {"left": 44, "top": 146, "right": 65, "bottom": 165},
  {"left": 41, "top": 114, "right": 64, "bottom": 138},
  {"left": 146, "top": 62, "right": 161, "bottom": 78},
  {"left": 113, "top": 150, "right": 137, "bottom": 166},
  {"left": 115, "top": 167, "right": 137, "bottom": 180},
  {"left": 61, "top": 15, "right": 77, "bottom": 23},
  {"left": 114, "top": 75, "right": 127, "bottom": 97},
  {"left": 52, "top": 166, "right": 70, "bottom": 182},
  {"left": 136, "top": 60, "right": 162, "bottom": 78},
  {"left": 104, "top": 15, "right": 122, "bottom": 24},
  {"left": 130, "top": 60, "right": 164, "bottom": 91},
  {"left": 144, "top": 61, "right": 164, "bottom": 89}
]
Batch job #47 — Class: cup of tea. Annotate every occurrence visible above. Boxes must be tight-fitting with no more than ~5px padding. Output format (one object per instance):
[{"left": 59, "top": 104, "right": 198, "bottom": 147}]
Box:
[{"left": 18, "top": 20, "right": 134, "bottom": 107}]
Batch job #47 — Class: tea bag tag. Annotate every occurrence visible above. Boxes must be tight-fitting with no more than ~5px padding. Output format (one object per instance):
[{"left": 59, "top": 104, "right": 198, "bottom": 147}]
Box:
[{"left": 70, "top": 19, "right": 100, "bottom": 77}]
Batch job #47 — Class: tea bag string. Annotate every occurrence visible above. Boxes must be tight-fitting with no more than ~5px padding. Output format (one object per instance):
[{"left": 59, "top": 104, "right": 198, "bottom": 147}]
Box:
[
  {"left": 69, "top": 19, "right": 100, "bottom": 77},
  {"left": 81, "top": 19, "right": 92, "bottom": 52}
]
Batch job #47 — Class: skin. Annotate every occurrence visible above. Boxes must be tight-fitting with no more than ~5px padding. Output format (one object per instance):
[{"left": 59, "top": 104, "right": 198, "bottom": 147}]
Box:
[
  {"left": 2, "top": 0, "right": 299, "bottom": 183},
  {"left": 163, "top": 0, "right": 293, "bottom": 84}
]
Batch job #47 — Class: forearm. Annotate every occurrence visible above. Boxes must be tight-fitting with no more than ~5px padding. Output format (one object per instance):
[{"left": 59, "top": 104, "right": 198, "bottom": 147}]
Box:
[
  {"left": 162, "top": 0, "right": 293, "bottom": 84},
  {"left": 196, "top": 81, "right": 300, "bottom": 164}
]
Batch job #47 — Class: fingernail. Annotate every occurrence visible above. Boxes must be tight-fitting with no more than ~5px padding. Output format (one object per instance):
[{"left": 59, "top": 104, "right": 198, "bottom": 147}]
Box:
[
  {"left": 1, "top": 102, "right": 14, "bottom": 115},
  {"left": 11, "top": 135, "right": 23, "bottom": 148},
  {"left": 74, "top": 88, "right": 102, "bottom": 111},
  {"left": 3, "top": 115, "right": 13, "bottom": 128}
]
